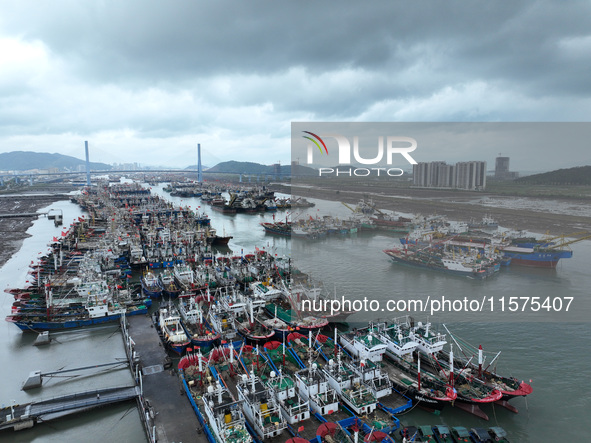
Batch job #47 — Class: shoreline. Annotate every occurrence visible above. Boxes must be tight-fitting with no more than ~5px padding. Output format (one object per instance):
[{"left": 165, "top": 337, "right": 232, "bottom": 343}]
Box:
[
  {"left": 276, "top": 184, "right": 591, "bottom": 235},
  {"left": 0, "top": 194, "right": 70, "bottom": 269}
]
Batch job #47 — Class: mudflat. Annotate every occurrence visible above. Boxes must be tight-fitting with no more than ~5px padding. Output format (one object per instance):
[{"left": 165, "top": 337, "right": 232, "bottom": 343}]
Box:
[
  {"left": 278, "top": 183, "right": 591, "bottom": 235},
  {"left": 0, "top": 193, "right": 70, "bottom": 267}
]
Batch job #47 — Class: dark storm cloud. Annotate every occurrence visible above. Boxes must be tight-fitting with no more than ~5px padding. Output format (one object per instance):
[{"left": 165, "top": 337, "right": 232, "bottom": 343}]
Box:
[
  {"left": 7, "top": 2, "right": 589, "bottom": 90},
  {"left": 0, "top": 1, "right": 590, "bottom": 167}
]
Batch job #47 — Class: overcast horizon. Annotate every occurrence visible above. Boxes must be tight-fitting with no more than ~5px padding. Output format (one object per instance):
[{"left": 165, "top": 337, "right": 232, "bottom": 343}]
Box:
[{"left": 1, "top": 1, "right": 590, "bottom": 171}]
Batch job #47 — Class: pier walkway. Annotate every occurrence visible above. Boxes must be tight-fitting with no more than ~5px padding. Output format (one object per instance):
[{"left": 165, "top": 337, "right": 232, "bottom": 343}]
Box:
[
  {"left": 123, "top": 314, "right": 204, "bottom": 443},
  {"left": 0, "top": 386, "right": 138, "bottom": 431}
]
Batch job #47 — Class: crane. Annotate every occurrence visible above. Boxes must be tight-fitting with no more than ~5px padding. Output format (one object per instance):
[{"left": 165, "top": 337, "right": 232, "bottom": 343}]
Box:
[{"left": 547, "top": 233, "right": 591, "bottom": 250}]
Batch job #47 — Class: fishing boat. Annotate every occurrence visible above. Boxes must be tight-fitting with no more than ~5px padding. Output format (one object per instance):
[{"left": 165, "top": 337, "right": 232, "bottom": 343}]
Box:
[
  {"left": 265, "top": 288, "right": 329, "bottom": 336},
  {"left": 383, "top": 247, "right": 497, "bottom": 279},
  {"left": 381, "top": 353, "right": 457, "bottom": 412},
  {"left": 234, "top": 300, "right": 276, "bottom": 345},
  {"left": 236, "top": 372, "right": 287, "bottom": 439},
  {"left": 498, "top": 245, "right": 572, "bottom": 268},
  {"left": 375, "top": 318, "right": 420, "bottom": 359},
  {"left": 432, "top": 425, "right": 454, "bottom": 443},
  {"left": 339, "top": 329, "right": 388, "bottom": 363},
  {"left": 264, "top": 369, "right": 310, "bottom": 425},
  {"left": 487, "top": 427, "right": 510, "bottom": 442},
  {"left": 416, "top": 324, "right": 533, "bottom": 411},
  {"left": 207, "top": 298, "right": 241, "bottom": 347},
  {"left": 450, "top": 426, "right": 471, "bottom": 442},
  {"left": 417, "top": 346, "right": 503, "bottom": 419},
  {"left": 141, "top": 270, "right": 163, "bottom": 298},
  {"left": 467, "top": 216, "right": 499, "bottom": 230},
  {"left": 340, "top": 417, "right": 397, "bottom": 443},
  {"left": 470, "top": 427, "right": 494, "bottom": 443},
  {"left": 202, "top": 381, "right": 251, "bottom": 443},
  {"left": 400, "top": 426, "right": 424, "bottom": 442},
  {"left": 159, "top": 269, "right": 182, "bottom": 298},
  {"left": 6, "top": 295, "right": 150, "bottom": 332},
  {"left": 410, "top": 320, "right": 447, "bottom": 355},
  {"left": 173, "top": 263, "right": 196, "bottom": 290},
  {"left": 316, "top": 422, "right": 354, "bottom": 443},
  {"left": 260, "top": 221, "right": 292, "bottom": 237},
  {"left": 294, "top": 363, "right": 341, "bottom": 418},
  {"left": 322, "top": 353, "right": 378, "bottom": 415},
  {"left": 156, "top": 303, "right": 190, "bottom": 355},
  {"left": 178, "top": 296, "right": 221, "bottom": 351},
  {"left": 179, "top": 351, "right": 251, "bottom": 443},
  {"left": 370, "top": 213, "right": 413, "bottom": 233},
  {"left": 6, "top": 280, "right": 151, "bottom": 332}
]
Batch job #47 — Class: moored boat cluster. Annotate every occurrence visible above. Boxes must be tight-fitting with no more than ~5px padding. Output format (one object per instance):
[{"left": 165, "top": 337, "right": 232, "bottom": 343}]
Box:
[{"left": 5, "top": 183, "right": 530, "bottom": 443}]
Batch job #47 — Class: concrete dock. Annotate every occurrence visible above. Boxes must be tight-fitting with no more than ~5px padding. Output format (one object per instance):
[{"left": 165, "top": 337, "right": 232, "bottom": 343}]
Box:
[{"left": 123, "top": 314, "right": 204, "bottom": 443}]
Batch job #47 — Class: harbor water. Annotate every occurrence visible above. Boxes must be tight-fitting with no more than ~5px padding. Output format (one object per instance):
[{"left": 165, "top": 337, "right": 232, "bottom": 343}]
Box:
[
  {"left": 292, "top": 197, "right": 591, "bottom": 442},
  {"left": 1, "top": 188, "right": 589, "bottom": 442}
]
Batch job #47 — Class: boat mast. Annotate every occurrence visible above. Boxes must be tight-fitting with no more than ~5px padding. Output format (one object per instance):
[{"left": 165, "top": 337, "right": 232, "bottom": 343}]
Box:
[
  {"left": 449, "top": 346, "right": 454, "bottom": 387},
  {"left": 478, "top": 344, "right": 483, "bottom": 378}
]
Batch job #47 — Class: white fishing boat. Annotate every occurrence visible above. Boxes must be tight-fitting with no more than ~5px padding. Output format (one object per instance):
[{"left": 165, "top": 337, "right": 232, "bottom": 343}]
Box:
[
  {"left": 264, "top": 370, "right": 310, "bottom": 425},
  {"left": 202, "top": 381, "right": 251, "bottom": 443},
  {"left": 236, "top": 373, "right": 287, "bottom": 439},
  {"left": 339, "top": 329, "right": 387, "bottom": 362},
  {"left": 375, "top": 317, "right": 420, "bottom": 359},
  {"left": 322, "top": 353, "right": 378, "bottom": 415},
  {"left": 294, "top": 362, "right": 340, "bottom": 417},
  {"left": 157, "top": 304, "right": 190, "bottom": 355}
]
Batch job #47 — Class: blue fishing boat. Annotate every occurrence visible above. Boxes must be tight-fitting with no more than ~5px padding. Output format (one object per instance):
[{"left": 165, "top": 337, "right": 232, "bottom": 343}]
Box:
[{"left": 141, "top": 270, "right": 163, "bottom": 298}]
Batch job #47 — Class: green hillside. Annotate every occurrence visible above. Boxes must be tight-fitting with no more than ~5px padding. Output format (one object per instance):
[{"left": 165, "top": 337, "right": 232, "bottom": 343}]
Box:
[{"left": 516, "top": 165, "right": 591, "bottom": 185}]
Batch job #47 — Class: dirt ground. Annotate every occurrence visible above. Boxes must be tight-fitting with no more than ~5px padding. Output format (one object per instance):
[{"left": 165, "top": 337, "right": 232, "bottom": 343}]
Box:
[
  {"left": 274, "top": 183, "right": 591, "bottom": 235},
  {"left": 0, "top": 193, "right": 70, "bottom": 268}
]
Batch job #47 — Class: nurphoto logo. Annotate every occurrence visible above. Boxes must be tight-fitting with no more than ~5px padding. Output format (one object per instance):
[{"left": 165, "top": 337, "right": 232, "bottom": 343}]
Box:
[{"left": 302, "top": 131, "right": 418, "bottom": 177}]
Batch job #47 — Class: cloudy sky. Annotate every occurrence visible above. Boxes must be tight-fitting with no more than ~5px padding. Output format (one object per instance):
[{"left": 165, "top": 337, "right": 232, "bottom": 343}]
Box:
[{"left": 1, "top": 1, "right": 590, "bottom": 171}]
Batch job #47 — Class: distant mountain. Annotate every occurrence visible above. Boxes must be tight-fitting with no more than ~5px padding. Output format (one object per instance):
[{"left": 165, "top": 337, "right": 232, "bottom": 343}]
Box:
[
  {"left": 203, "top": 160, "right": 316, "bottom": 176},
  {"left": 0, "top": 151, "right": 112, "bottom": 171},
  {"left": 515, "top": 165, "right": 591, "bottom": 185}
]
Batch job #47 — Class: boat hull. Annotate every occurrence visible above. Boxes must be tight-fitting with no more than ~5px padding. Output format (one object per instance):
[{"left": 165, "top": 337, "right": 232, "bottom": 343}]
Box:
[
  {"left": 385, "top": 252, "right": 493, "bottom": 279},
  {"left": 8, "top": 306, "right": 149, "bottom": 332},
  {"left": 501, "top": 249, "right": 572, "bottom": 268}
]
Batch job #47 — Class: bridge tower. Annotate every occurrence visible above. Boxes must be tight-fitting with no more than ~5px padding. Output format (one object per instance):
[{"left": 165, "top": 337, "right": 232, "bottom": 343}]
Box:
[
  {"left": 197, "top": 143, "right": 203, "bottom": 183},
  {"left": 84, "top": 141, "right": 91, "bottom": 186}
]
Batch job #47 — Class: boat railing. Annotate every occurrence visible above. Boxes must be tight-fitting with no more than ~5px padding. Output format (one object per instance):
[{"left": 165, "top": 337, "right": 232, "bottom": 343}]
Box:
[
  {"left": 342, "top": 385, "right": 376, "bottom": 407},
  {"left": 284, "top": 400, "right": 309, "bottom": 416},
  {"left": 315, "top": 389, "right": 338, "bottom": 406},
  {"left": 418, "top": 333, "right": 446, "bottom": 345}
]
